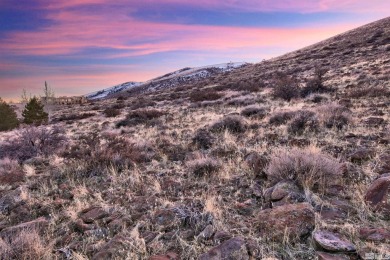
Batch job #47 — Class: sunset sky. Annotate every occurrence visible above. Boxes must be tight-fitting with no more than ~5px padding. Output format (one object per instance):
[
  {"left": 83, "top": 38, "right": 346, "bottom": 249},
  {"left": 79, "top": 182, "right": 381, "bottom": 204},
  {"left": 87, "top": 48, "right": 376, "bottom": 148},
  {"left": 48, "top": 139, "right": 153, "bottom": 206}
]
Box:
[{"left": 0, "top": 0, "right": 389, "bottom": 101}]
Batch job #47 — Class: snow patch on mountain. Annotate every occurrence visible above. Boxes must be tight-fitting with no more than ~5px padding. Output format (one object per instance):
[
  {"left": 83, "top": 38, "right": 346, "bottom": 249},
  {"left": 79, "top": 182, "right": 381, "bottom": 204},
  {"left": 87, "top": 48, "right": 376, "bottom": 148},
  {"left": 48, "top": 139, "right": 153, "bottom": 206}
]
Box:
[{"left": 86, "top": 81, "right": 142, "bottom": 100}]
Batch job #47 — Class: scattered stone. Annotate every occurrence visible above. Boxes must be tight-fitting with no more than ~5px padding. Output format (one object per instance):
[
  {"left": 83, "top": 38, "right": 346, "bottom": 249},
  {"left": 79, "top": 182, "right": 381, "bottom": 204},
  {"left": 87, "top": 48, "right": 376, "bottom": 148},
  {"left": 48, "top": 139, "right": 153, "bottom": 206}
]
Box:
[
  {"left": 213, "top": 231, "right": 232, "bottom": 243},
  {"left": 74, "top": 219, "right": 96, "bottom": 232},
  {"left": 256, "top": 203, "right": 315, "bottom": 241},
  {"left": 198, "top": 225, "right": 215, "bottom": 241},
  {"left": 359, "top": 227, "right": 390, "bottom": 242},
  {"left": 80, "top": 206, "right": 109, "bottom": 223},
  {"left": 313, "top": 230, "right": 356, "bottom": 253},
  {"left": 244, "top": 152, "right": 268, "bottom": 177},
  {"left": 153, "top": 208, "right": 178, "bottom": 227},
  {"left": 377, "top": 153, "right": 390, "bottom": 174},
  {"left": 0, "top": 217, "right": 48, "bottom": 237},
  {"left": 316, "top": 251, "right": 350, "bottom": 260},
  {"left": 199, "top": 237, "right": 249, "bottom": 260},
  {"left": 364, "top": 175, "right": 390, "bottom": 215},
  {"left": 267, "top": 180, "right": 306, "bottom": 207},
  {"left": 92, "top": 233, "right": 136, "bottom": 259},
  {"left": 348, "top": 148, "right": 375, "bottom": 162}
]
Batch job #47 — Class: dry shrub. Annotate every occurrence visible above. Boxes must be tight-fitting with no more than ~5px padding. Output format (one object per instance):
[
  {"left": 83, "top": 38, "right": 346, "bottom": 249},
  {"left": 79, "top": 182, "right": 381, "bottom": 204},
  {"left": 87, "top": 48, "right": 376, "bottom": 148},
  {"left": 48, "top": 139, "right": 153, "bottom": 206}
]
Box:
[
  {"left": 287, "top": 110, "right": 319, "bottom": 135},
  {"left": 300, "top": 67, "right": 330, "bottom": 97},
  {"left": 103, "top": 107, "right": 121, "bottom": 118},
  {"left": 269, "top": 111, "right": 296, "bottom": 126},
  {"left": 241, "top": 106, "right": 268, "bottom": 119},
  {"left": 187, "top": 157, "right": 221, "bottom": 177},
  {"left": 317, "top": 103, "right": 352, "bottom": 130},
  {"left": 128, "top": 98, "right": 157, "bottom": 110},
  {"left": 305, "top": 93, "right": 329, "bottom": 103},
  {"left": 156, "top": 138, "right": 186, "bottom": 162},
  {"left": 116, "top": 109, "right": 166, "bottom": 128},
  {"left": 210, "top": 115, "right": 247, "bottom": 134},
  {"left": 189, "top": 90, "right": 222, "bottom": 102},
  {"left": 266, "top": 147, "right": 343, "bottom": 192},
  {"left": 226, "top": 96, "right": 257, "bottom": 106},
  {"left": 53, "top": 112, "right": 95, "bottom": 122},
  {"left": 0, "top": 158, "right": 25, "bottom": 185},
  {"left": 272, "top": 74, "right": 300, "bottom": 101},
  {"left": 192, "top": 129, "right": 215, "bottom": 149},
  {"left": 0, "top": 229, "right": 53, "bottom": 260},
  {"left": 347, "top": 86, "right": 390, "bottom": 98},
  {"left": 0, "top": 126, "right": 68, "bottom": 162}
]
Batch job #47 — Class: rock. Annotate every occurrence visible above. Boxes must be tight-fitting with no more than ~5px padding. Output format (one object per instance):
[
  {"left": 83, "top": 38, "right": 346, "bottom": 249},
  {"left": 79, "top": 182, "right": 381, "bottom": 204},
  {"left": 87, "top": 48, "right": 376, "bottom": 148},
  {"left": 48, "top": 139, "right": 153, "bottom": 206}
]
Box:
[
  {"left": 92, "top": 233, "right": 137, "bottom": 259},
  {"left": 316, "top": 251, "right": 350, "bottom": 260},
  {"left": 80, "top": 206, "right": 109, "bottom": 223},
  {"left": 149, "top": 252, "right": 179, "bottom": 260},
  {"left": 234, "top": 200, "right": 255, "bottom": 216},
  {"left": 0, "top": 186, "right": 27, "bottom": 215},
  {"left": 199, "top": 237, "right": 249, "bottom": 260},
  {"left": 73, "top": 219, "right": 96, "bottom": 232},
  {"left": 198, "top": 225, "right": 215, "bottom": 241},
  {"left": 153, "top": 208, "right": 178, "bottom": 227},
  {"left": 268, "top": 180, "right": 305, "bottom": 207},
  {"left": 244, "top": 152, "right": 268, "bottom": 177},
  {"left": 213, "top": 231, "right": 232, "bottom": 243},
  {"left": 256, "top": 203, "right": 315, "bottom": 241},
  {"left": 364, "top": 175, "right": 390, "bottom": 215},
  {"left": 365, "top": 117, "right": 384, "bottom": 126},
  {"left": 348, "top": 148, "right": 375, "bottom": 162},
  {"left": 0, "top": 217, "right": 48, "bottom": 237},
  {"left": 251, "top": 182, "right": 263, "bottom": 197},
  {"left": 359, "top": 227, "right": 390, "bottom": 242},
  {"left": 313, "top": 230, "right": 356, "bottom": 253},
  {"left": 377, "top": 153, "right": 390, "bottom": 174},
  {"left": 141, "top": 231, "right": 159, "bottom": 244}
]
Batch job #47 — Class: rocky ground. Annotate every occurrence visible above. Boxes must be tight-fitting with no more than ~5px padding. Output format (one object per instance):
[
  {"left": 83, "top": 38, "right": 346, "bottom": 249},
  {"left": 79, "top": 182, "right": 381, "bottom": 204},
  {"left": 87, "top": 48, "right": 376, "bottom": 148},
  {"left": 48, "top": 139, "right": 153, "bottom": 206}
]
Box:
[{"left": 0, "top": 17, "right": 389, "bottom": 260}]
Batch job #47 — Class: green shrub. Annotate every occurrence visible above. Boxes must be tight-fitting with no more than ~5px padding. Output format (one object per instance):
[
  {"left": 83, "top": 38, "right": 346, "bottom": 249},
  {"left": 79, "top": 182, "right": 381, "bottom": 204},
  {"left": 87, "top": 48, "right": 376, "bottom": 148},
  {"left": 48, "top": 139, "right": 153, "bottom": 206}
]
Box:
[
  {"left": 22, "top": 97, "right": 48, "bottom": 125},
  {"left": 0, "top": 98, "right": 19, "bottom": 132}
]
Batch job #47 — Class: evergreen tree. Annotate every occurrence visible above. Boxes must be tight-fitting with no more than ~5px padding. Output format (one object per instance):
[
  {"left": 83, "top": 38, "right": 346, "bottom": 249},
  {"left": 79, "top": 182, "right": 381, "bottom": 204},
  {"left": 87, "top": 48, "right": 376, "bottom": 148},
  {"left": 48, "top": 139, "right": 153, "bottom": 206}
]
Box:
[
  {"left": 0, "top": 98, "right": 19, "bottom": 132},
  {"left": 22, "top": 97, "right": 48, "bottom": 125}
]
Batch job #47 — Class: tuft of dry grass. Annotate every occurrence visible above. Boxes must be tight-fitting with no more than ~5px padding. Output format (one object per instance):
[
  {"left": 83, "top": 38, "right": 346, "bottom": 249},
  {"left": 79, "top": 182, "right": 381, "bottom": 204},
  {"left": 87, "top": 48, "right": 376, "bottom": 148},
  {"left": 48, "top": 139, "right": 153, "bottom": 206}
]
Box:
[{"left": 187, "top": 157, "right": 221, "bottom": 178}]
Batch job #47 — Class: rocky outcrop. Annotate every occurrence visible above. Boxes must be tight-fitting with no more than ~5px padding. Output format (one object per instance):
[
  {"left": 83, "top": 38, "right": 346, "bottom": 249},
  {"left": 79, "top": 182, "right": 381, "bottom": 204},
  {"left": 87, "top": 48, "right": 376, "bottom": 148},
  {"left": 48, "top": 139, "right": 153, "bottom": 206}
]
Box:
[
  {"left": 313, "top": 230, "right": 356, "bottom": 253},
  {"left": 256, "top": 203, "right": 315, "bottom": 241},
  {"left": 364, "top": 175, "right": 390, "bottom": 216}
]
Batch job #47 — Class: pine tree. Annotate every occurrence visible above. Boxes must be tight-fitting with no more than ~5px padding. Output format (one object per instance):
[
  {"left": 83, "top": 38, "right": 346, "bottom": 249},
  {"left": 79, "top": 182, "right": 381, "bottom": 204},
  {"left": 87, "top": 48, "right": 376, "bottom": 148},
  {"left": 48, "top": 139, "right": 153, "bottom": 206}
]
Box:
[
  {"left": 0, "top": 98, "right": 19, "bottom": 131},
  {"left": 22, "top": 97, "right": 48, "bottom": 125}
]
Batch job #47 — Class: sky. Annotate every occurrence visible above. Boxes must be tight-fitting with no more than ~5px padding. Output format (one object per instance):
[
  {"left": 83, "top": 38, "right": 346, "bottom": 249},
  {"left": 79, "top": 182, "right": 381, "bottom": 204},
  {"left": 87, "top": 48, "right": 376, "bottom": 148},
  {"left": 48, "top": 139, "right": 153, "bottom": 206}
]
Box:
[{"left": 0, "top": 0, "right": 389, "bottom": 101}]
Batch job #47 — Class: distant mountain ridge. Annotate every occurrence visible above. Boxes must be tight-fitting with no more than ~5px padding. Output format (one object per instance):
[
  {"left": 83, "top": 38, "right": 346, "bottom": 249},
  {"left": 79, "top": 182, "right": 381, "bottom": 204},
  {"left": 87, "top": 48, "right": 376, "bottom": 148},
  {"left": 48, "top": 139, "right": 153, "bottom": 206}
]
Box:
[{"left": 85, "top": 62, "right": 249, "bottom": 100}]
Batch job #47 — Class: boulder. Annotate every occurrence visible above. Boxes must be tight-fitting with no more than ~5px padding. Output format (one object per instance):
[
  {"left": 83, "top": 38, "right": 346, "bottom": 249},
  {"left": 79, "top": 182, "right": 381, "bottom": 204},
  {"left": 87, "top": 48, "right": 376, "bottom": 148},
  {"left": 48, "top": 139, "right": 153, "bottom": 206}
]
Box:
[
  {"left": 313, "top": 230, "right": 356, "bottom": 253},
  {"left": 80, "top": 206, "right": 109, "bottom": 223},
  {"left": 364, "top": 175, "right": 390, "bottom": 215},
  {"left": 199, "top": 237, "right": 249, "bottom": 260},
  {"left": 359, "top": 227, "right": 390, "bottom": 242},
  {"left": 267, "top": 180, "right": 305, "bottom": 207},
  {"left": 256, "top": 203, "right": 315, "bottom": 241}
]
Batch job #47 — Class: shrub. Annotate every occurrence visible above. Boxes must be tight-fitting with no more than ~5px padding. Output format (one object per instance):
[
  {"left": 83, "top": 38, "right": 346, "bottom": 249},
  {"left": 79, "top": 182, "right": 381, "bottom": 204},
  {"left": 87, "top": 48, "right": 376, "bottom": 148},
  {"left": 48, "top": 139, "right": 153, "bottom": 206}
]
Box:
[
  {"left": 53, "top": 112, "right": 95, "bottom": 122},
  {"left": 187, "top": 157, "right": 221, "bottom": 177},
  {"left": 347, "top": 86, "right": 390, "bottom": 98},
  {"left": 0, "top": 158, "right": 25, "bottom": 185},
  {"left": 241, "top": 106, "right": 268, "bottom": 119},
  {"left": 269, "top": 111, "right": 296, "bottom": 126},
  {"left": 287, "top": 110, "right": 319, "bottom": 135},
  {"left": 210, "top": 115, "right": 247, "bottom": 134},
  {"left": 266, "top": 148, "right": 343, "bottom": 192},
  {"left": 192, "top": 129, "right": 215, "bottom": 149},
  {"left": 0, "top": 98, "right": 19, "bottom": 132},
  {"left": 189, "top": 90, "right": 222, "bottom": 102},
  {"left": 103, "top": 108, "right": 120, "bottom": 118},
  {"left": 317, "top": 103, "right": 351, "bottom": 130},
  {"left": 0, "top": 126, "right": 68, "bottom": 162},
  {"left": 301, "top": 67, "right": 330, "bottom": 97},
  {"left": 116, "top": 109, "right": 165, "bottom": 128},
  {"left": 272, "top": 74, "right": 300, "bottom": 101},
  {"left": 22, "top": 97, "right": 48, "bottom": 125}
]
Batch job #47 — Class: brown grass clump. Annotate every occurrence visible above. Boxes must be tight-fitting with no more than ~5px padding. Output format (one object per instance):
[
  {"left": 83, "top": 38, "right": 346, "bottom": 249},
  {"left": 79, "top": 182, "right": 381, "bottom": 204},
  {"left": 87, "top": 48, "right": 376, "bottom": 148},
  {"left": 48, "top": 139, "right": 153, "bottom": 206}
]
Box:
[
  {"left": 53, "top": 112, "right": 95, "bottom": 122},
  {"left": 210, "top": 115, "right": 247, "bottom": 134},
  {"left": 272, "top": 74, "right": 300, "bottom": 101},
  {"left": 347, "top": 86, "right": 390, "bottom": 98},
  {"left": 187, "top": 157, "right": 221, "bottom": 177},
  {"left": 287, "top": 110, "right": 319, "bottom": 135},
  {"left": 317, "top": 103, "right": 352, "bottom": 130},
  {"left": 0, "top": 229, "right": 53, "bottom": 260},
  {"left": 192, "top": 129, "right": 215, "bottom": 149},
  {"left": 0, "top": 158, "right": 25, "bottom": 185},
  {"left": 266, "top": 147, "right": 343, "bottom": 192},
  {"left": 189, "top": 90, "right": 222, "bottom": 102},
  {"left": 103, "top": 107, "right": 121, "bottom": 118},
  {"left": 116, "top": 109, "right": 166, "bottom": 128},
  {"left": 240, "top": 106, "right": 268, "bottom": 119},
  {"left": 269, "top": 111, "right": 296, "bottom": 126}
]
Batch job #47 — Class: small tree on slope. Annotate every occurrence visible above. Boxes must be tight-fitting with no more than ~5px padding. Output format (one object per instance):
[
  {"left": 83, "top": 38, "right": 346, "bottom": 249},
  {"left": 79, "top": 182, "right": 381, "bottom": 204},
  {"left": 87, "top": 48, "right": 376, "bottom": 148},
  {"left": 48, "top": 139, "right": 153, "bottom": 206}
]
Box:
[
  {"left": 22, "top": 97, "right": 48, "bottom": 125},
  {"left": 0, "top": 98, "right": 19, "bottom": 132}
]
